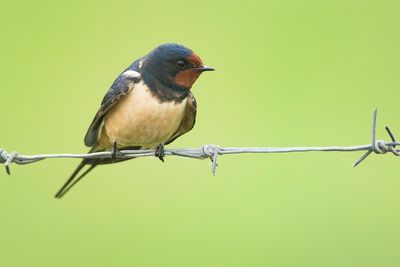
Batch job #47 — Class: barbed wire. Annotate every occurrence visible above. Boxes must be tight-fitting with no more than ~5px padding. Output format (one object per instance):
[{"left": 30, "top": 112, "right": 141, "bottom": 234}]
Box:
[{"left": 1, "top": 109, "right": 399, "bottom": 175}]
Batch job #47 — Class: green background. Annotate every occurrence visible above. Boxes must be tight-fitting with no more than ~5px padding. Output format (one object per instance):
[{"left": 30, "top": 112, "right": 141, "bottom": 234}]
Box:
[{"left": 1, "top": 0, "right": 399, "bottom": 266}]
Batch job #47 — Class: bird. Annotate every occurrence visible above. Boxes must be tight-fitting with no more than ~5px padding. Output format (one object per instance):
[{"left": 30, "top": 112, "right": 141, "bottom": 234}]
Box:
[{"left": 54, "top": 43, "right": 214, "bottom": 198}]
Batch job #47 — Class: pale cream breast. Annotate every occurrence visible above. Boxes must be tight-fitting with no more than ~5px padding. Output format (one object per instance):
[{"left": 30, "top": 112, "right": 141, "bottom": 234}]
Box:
[{"left": 98, "top": 81, "right": 188, "bottom": 149}]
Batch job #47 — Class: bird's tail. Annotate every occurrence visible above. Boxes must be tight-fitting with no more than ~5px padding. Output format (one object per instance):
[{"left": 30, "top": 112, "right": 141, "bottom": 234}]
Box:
[
  {"left": 54, "top": 147, "right": 100, "bottom": 199},
  {"left": 54, "top": 145, "right": 140, "bottom": 199}
]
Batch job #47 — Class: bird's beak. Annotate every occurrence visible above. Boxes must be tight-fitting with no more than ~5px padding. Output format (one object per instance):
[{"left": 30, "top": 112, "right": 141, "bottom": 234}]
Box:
[{"left": 196, "top": 65, "right": 215, "bottom": 72}]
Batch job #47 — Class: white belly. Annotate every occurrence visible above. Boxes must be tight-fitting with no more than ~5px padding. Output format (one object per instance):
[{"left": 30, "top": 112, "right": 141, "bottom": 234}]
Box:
[{"left": 99, "top": 81, "right": 187, "bottom": 149}]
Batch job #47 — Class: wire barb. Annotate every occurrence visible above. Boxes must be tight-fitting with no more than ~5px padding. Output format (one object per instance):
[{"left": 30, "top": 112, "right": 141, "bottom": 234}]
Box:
[
  {"left": 352, "top": 109, "right": 400, "bottom": 167},
  {"left": 5, "top": 151, "right": 18, "bottom": 175},
  {"left": 0, "top": 148, "right": 6, "bottom": 164},
  {"left": 0, "top": 109, "right": 399, "bottom": 175},
  {"left": 201, "top": 144, "right": 221, "bottom": 175},
  {"left": 385, "top": 126, "right": 400, "bottom": 156}
]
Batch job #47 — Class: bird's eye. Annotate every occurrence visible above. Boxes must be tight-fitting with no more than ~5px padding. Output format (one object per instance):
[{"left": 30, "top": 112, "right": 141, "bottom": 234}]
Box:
[{"left": 176, "top": 60, "right": 187, "bottom": 69}]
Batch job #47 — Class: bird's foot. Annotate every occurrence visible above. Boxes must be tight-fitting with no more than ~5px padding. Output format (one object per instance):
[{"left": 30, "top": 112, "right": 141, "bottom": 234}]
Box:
[
  {"left": 111, "top": 142, "right": 123, "bottom": 161},
  {"left": 155, "top": 143, "right": 165, "bottom": 162}
]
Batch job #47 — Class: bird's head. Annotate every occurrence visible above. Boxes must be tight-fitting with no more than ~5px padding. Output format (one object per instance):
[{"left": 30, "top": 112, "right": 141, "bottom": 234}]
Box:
[{"left": 141, "top": 43, "right": 214, "bottom": 90}]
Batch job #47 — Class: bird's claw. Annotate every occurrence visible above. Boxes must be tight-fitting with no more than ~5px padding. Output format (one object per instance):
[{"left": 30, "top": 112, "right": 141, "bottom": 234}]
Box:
[
  {"left": 111, "top": 142, "right": 123, "bottom": 160},
  {"left": 155, "top": 144, "right": 165, "bottom": 162}
]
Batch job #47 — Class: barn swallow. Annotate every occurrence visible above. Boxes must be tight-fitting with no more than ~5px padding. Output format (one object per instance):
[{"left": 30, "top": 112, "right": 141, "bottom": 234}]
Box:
[{"left": 54, "top": 43, "right": 214, "bottom": 198}]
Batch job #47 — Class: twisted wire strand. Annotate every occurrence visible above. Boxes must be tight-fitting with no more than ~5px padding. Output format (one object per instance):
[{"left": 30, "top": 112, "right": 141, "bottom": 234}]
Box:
[{"left": 1, "top": 110, "right": 399, "bottom": 175}]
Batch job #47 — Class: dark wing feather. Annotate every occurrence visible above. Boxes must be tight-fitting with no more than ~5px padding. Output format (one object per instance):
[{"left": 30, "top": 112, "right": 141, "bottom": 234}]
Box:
[
  {"left": 84, "top": 68, "right": 141, "bottom": 147},
  {"left": 165, "top": 91, "right": 197, "bottom": 145}
]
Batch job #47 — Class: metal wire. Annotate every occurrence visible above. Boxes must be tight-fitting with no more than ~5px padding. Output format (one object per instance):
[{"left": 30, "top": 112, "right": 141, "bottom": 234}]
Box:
[{"left": 1, "top": 109, "right": 399, "bottom": 175}]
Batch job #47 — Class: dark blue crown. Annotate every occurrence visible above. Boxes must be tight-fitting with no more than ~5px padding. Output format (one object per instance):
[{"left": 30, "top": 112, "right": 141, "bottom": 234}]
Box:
[{"left": 148, "top": 43, "right": 193, "bottom": 61}]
